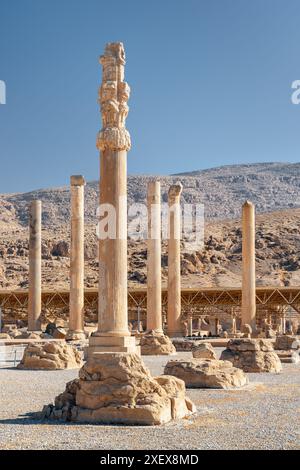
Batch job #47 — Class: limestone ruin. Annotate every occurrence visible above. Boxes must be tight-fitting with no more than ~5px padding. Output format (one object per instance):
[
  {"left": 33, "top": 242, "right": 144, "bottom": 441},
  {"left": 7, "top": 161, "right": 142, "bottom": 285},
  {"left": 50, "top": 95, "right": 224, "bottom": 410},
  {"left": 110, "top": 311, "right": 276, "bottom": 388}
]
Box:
[
  {"left": 164, "top": 358, "right": 248, "bottom": 389},
  {"left": 66, "top": 175, "right": 86, "bottom": 341},
  {"left": 39, "top": 42, "right": 194, "bottom": 425},
  {"left": 28, "top": 200, "right": 42, "bottom": 331},
  {"left": 18, "top": 341, "right": 83, "bottom": 370},
  {"left": 140, "top": 180, "right": 175, "bottom": 355},
  {"left": 167, "top": 183, "right": 183, "bottom": 338},
  {"left": 192, "top": 342, "right": 217, "bottom": 360},
  {"left": 220, "top": 339, "right": 282, "bottom": 373},
  {"left": 41, "top": 352, "right": 195, "bottom": 424}
]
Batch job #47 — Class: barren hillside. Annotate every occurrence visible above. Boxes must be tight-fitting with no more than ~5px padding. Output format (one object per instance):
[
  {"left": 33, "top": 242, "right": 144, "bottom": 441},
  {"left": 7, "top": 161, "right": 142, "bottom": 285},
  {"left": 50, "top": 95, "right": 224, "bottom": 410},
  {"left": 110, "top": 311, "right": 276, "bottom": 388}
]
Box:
[{"left": 0, "top": 162, "right": 299, "bottom": 290}]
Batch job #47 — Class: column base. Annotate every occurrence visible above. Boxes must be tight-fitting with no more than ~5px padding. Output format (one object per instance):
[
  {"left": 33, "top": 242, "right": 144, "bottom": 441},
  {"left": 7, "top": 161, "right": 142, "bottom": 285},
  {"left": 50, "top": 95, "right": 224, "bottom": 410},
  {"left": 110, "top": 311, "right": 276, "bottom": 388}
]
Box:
[
  {"left": 66, "top": 330, "right": 86, "bottom": 342},
  {"left": 40, "top": 352, "right": 195, "bottom": 425},
  {"left": 140, "top": 330, "right": 176, "bottom": 355},
  {"left": 87, "top": 335, "right": 140, "bottom": 357}
]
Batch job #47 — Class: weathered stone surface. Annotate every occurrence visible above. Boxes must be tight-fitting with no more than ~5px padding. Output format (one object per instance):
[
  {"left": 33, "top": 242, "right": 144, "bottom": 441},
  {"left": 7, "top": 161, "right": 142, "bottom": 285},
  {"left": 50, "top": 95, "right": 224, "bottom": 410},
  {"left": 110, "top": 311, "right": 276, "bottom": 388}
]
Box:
[
  {"left": 5, "top": 328, "right": 43, "bottom": 340},
  {"left": 241, "top": 324, "right": 252, "bottom": 338},
  {"left": 172, "top": 338, "right": 198, "bottom": 352},
  {"left": 41, "top": 353, "right": 195, "bottom": 425},
  {"left": 167, "top": 183, "right": 183, "bottom": 338},
  {"left": 0, "top": 333, "right": 10, "bottom": 339},
  {"left": 265, "top": 326, "right": 277, "bottom": 339},
  {"left": 164, "top": 358, "right": 248, "bottom": 389},
  {"left": 66, "top": 331, "right": 87, "bottom": 342},
  {"left": 220, "top": 339, "right": 282, "bottom": 373},
  {"left": 17, "top": 341, "right": 83, "bottom": 370},
  {"left": 276, "top": 350, "right": 300, "bottom": 364},
  {"left": 192, "top": 342, "right": 217, "bottom": 360},
  {"left": 140, "top": 331, "right": 176, "bottom": 355},
  {"left": 274, "top": 335, "right": 300, "bottom": 351}
]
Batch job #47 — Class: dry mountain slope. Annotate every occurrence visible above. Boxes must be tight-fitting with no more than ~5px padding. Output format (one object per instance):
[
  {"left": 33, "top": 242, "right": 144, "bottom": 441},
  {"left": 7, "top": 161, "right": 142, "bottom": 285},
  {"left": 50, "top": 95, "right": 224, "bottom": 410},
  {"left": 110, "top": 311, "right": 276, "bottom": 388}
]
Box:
[
  {"left": 0, "top": 162, "right": 299, "bottom": 290},
  {"left": 1, "top": 162, "right": 300, "bottom": 228}
]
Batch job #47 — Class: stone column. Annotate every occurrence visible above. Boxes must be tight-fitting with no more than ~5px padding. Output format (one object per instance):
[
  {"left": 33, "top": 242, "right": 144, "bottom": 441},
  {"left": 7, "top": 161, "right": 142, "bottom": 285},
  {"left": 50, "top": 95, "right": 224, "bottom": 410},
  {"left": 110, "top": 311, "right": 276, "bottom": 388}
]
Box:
[
  {"left": 282, "top": 313, "right": 286, "bottom": 334},
  {"left": 28, "top": 200, "right": 42, "bottom": 331},
  {"left": 167, "top": 183, "right": 183, "bottom": 337},
  {"left": 209, "top": 317, "right": 217, "bottom": 336},
  {"left": 241, "top": 201, "right": 256, "bottom": 331},
  {"left": 141, "top": 180, "right": 176, "bottom": 355},
  {"left": 89, "top": 42, "right": 137, "bottom": 355},
  {"left": 231, "top": 316, "right": 237, "bottom": 335},
  {"left": 187, "top": 316, "right": 193, "bottom": 336},
  {"left": 67, "top": 175, "right": 86, "bottom": 341},
  {"left": 40, "top": 42, "right": 195, "bottom": 427},
  {"left": 146, "top": 180, "right": 163, "bottom": 332}
]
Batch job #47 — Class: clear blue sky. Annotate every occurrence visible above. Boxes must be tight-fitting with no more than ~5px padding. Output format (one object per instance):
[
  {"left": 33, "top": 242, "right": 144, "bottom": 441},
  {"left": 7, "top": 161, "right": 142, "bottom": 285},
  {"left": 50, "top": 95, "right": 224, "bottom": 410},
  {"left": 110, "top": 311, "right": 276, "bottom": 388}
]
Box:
[{"left": 0, "top": 0, "right": 299, "bottom": 193}]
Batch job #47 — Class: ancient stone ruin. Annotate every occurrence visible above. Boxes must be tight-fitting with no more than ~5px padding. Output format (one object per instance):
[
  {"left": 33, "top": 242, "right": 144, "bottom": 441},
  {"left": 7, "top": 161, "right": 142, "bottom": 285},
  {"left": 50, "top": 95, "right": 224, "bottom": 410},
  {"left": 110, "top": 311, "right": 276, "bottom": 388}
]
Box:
[
  {"left": 192, "top": 342, "right": 217, "bottom": 359},
  {"left": 220, "top": 338, "right": 282, "bottom": 373},
  {"left": 39, "top": 42, "right": 194, "bottom": 425},
  {"left": 139, "top": 181, "right": 176, "bottom": 355},
  {"left": 41, "top": 352, "right": 195, "bottom": 425},
  {"left": 140, "top": 330, "right": 176, "bottom": 355},
  {"left": 274, "top": 335, "right": 300, "bottom": 364},
  {"left": 18, "top": 342, "right": 83, "bottom": 370},
  {"left": 164, "top": 358, "right": 248, "bottom": 389}
]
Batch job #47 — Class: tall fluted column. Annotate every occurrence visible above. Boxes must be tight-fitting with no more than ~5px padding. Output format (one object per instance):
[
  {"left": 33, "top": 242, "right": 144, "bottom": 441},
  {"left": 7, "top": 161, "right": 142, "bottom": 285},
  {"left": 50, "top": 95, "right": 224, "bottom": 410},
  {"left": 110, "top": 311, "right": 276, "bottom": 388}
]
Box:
[
  {"left": 146, "top": 181, "right": 162, "bottom": 332},
  {"left": 67, "top": 175, "right": 86, "bottom": 341},
  {"left": 167, "top": 183, "right": 183, "bottom": 337},
  {"left": 89, "top": 42, "right": 137, "bottom": 355},
  {"left": 241, "top": 201, "right": 256, "bottom": 331},
  {"left": 28, "top": 200, "right": 42, "bottom": 331}
]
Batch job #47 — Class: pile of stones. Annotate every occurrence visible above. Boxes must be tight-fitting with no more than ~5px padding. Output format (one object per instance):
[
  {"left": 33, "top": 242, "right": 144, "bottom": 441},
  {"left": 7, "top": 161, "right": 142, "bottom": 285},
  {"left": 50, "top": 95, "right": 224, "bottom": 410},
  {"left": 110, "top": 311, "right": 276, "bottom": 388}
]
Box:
[
  {"left": 274, "top": 335, "right": 300, "bottom": 364},
  {"left": 164, "top": 358, "right": 248, "bottom": 389},
  {"left": 40, "top": 352, "right": 195, "bottom": 425},
  {"left": 220, "top": 338, "right": 282, "bottom": 373},
  {"left": 17, "top": 341, "right": 83, "bottom": 370},
  {"left": 140, "top": 330, "right": 176, "bottom": 355},
  {"left": 172, "top": 338, "right": 198, "bottom": 352},
  {"left": 192, "top": 342, "right": 217, "bottom": 359}
]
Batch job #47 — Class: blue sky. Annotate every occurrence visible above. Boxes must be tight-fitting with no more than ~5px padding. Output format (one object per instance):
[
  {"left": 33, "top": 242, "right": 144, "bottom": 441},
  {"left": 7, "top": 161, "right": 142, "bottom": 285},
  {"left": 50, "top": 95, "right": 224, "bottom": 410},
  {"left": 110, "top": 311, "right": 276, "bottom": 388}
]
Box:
[{"left": 0, "top": 0, "right": 299, "bottom": 193}]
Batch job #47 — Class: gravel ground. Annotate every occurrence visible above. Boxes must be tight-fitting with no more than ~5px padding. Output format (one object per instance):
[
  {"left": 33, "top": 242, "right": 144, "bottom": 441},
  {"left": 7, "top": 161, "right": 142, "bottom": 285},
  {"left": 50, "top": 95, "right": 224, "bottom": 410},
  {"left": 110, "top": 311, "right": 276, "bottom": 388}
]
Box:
[{"left": 0, "top": 349, "right": 299, "bottom": 450}]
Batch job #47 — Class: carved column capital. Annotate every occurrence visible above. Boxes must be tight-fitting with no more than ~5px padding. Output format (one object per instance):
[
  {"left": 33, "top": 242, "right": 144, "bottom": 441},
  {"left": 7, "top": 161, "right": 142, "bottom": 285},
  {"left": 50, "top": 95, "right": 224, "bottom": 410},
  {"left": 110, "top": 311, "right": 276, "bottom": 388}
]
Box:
[
  {"left": 97, "top": 42, "right": 131, "bottom": 152},
  {"left": 168, "top": 182, "right": 183, "bottom": 203}
]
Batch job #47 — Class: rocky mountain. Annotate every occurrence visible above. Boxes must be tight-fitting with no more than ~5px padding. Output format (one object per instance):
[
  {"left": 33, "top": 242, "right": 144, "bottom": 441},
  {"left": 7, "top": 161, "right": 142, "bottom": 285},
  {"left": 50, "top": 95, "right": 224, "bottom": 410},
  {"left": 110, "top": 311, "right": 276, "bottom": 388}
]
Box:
[
  {"left": 0, "top": 162, "right": 299, "bottom": 290},
  {"left": 1, "top": 162, "right": 300, "bottom": 228}
]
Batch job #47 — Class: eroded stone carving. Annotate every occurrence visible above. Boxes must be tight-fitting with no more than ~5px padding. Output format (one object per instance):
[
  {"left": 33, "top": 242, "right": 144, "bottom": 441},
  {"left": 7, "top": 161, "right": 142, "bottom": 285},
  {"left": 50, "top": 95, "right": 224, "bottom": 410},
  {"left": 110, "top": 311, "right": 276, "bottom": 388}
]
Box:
[{"left": 96, "top": 43, "right": 131, "bottom": 152}]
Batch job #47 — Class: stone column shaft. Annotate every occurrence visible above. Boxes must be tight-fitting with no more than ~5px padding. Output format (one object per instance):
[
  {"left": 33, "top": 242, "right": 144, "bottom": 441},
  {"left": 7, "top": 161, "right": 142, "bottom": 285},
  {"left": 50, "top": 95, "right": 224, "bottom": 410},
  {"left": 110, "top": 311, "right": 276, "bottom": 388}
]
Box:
[
  {"left": 209, "top": 317, "right": 217, "bottom": 336},
  {"left": 282, "top": 314, "right": 286, "bottom": 334},
  {"left": 187, "top": 316, "right": 193, "bottom": 336},
  {"left": 241, "top": 201, "right": 256, "bottom": 331},
  {"left": 68, "top": 175, "right": 85, "bottom": 340},
  {"left": 28, "top": 200, "right": 41, "bottom": 331},
  {"left": 232, "top": 317, "right": 237, "bottom": 334},
  {"left": 167, "top": 183, "right": 183, "bottom": 337},
  {"left": 89, "top": 42, "right": 137, "bottom": 354},
  {"left": 98, "top": 149, "right": 128, "bottom": 336},
  {"left": 147, "top": 181, "right": 162, "bottom": 332}
]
